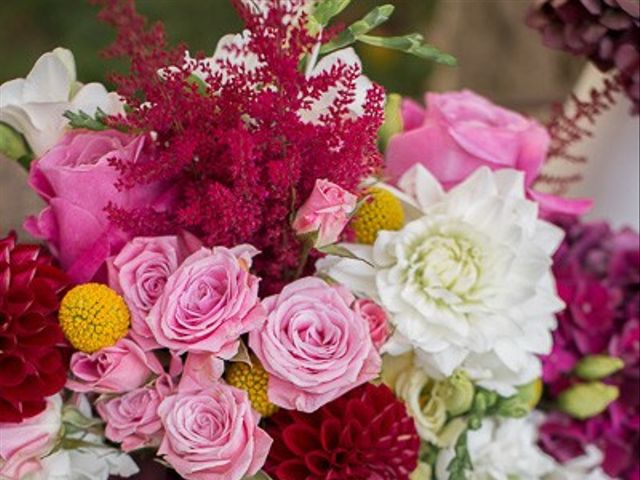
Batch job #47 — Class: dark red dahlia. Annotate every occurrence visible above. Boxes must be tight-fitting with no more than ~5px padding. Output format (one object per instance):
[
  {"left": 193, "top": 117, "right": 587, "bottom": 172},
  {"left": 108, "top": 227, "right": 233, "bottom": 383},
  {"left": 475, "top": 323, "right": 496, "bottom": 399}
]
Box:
[
  {"left": 0, "top": 232, "right": 71, "bottom": 423},
  {"left": 264, "top": 383, "right": 420, "bottom": 480}
]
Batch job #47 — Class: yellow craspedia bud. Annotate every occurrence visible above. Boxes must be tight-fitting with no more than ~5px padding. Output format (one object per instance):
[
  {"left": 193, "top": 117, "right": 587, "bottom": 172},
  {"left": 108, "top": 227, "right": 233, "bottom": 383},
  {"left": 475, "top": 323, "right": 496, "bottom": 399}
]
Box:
[
  {"left": 59, "top": 283, "right": 130, "bottom": 353},
  {"left": 225, "top": 358, "right": 278, "bottom": 417},
  {"left": 351, "top": 187, "right": 404, "bottom": 245}
]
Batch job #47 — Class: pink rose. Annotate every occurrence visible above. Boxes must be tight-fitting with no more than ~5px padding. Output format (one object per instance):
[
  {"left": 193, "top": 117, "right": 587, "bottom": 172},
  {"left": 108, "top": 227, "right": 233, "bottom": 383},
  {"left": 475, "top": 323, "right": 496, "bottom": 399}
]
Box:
[
  {"left": 178, "top": 353, "right": 225, "bottom": 392},
  {"left": 353, "top": 298, "right": 390, "bottom": 350},
  {"left": 108, "top": 236, "right": 183, "bottom": 350},
  {"left": 157, "top": 385, "right": 272, "bottom": 480},
  {"left": 0, "top": 395, "right": 61, "bottom": 479},
  {"left": 25, "top": 130, "right": 172, "bottom": 282},
  {"left": 292, "top": 179, "right": 357, "bottom": 247},
  {"left": 146, "top": 245, "right": 266, "bottom": 356},
  {"left": 249, "top": 277, "right": 382, "bottom": 412},
  {"left": 386, "top": 90, "right": 591, "bottom": 214},
  {"left": 97, "top": 374, "right": 173, "bottom": 452},
  {"left": 67, "top": 338, "right": 163, "bottom": 393}
]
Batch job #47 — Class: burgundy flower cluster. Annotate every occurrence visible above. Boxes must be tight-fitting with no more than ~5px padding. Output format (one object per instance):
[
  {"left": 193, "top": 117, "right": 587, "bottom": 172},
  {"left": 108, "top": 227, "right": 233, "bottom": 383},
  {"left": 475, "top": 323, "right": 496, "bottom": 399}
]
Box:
[
  {"left": 93, "top": 0, "right": 384, "bottom": 293},
  {"left": 541, "top": 215, "right": 640, "bottom": 479},
  {"left": 0, "top": 233, "right": 70, "bottom": 423}
]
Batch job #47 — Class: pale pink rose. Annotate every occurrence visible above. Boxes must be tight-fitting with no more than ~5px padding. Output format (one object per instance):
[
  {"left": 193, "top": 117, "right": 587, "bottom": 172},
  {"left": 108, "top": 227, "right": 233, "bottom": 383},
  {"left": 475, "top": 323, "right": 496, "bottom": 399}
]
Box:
[
  {"left": 353, "top": 298, "right": 390, "bottom": 350},
  {"left": 146, "top": 245, "right": 266, "bottom": 356},
  {"left": 67, "top": 338, "right": 163, "bottom": 393},
  {"left": 177, "top": 353, "right": 225, "bottom": 393},
  {"left": 249, "top": 277, "right": 382, "bottom": 412},
  {"left": 292, "top": 179, "right": 357, "bottom": 247},
  {"left": 386, "top": 90, "right": 591, "bottom": 214},
  {"left": 107, "top": 236, "right": 182, "bottom": 350},
  {"left": 0, "top": 395, "right": 61, "bottom": 479},
  {"left": 157, "top": 385, "right": 272, "bottom": 480},
  {"left": 25, "top": 130, "right": 174, "bottom": 282},
  {"left": 97, "top": 374, "right": 173, "bottom": 452}
]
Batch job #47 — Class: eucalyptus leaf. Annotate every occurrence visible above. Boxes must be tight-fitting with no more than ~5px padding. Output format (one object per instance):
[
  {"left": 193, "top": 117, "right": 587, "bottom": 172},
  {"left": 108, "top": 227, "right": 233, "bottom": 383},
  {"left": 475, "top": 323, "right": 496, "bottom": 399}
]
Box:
[
  {"left": 320, "top": 4, "right": 395, "bottom": 53},
  {"left": 357, "top": 34, "right": 457, "bottom": 66},
  {"left": 63, "top": 108, "right": 109, "bottom": 131}
]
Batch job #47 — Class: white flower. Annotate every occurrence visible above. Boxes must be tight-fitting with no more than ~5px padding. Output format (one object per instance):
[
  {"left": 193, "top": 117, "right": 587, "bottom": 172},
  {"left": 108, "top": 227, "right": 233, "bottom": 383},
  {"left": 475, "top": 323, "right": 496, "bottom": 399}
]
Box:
[
  {"left": 544, "top": 445, "right": 613, "bottom": 480},
  {"left": 435, "top": 417, "right": 556, "bottom": 480},
  {"left": 318, "top": 165, "right": 565, "bottom": 395},
  {"left": 0, "top": 48, "right": 122, "bottom": 156}
]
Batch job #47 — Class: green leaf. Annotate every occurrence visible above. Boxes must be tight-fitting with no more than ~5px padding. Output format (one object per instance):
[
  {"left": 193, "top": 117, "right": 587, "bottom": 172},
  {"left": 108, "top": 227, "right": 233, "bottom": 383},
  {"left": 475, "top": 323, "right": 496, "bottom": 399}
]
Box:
[
  {"left": 243, "top": 471, "right": 273, "bottom": 480},
  {"left": 320, "top": 4, "right": 395, "bottom": 53},
  {"left": 312, "top": 0, "right": 352, "bottom": 27},
  {"left": 63, "top": 108, "right": 109, "bottom": 131},
  {"left": 357, "top": 33, "right": 457, "bottom": 66},
  {"left": 316, "top": 244, "right": 374, "bottom": 266},
  {"left": 0, "top": 122, "right": 31, "bottom": 162},
  {"left": 446, "top": 429, "right": 472, "bottom": 480},
  {"left": 62, "top": 405, "right": 104, "bottom": 431}
]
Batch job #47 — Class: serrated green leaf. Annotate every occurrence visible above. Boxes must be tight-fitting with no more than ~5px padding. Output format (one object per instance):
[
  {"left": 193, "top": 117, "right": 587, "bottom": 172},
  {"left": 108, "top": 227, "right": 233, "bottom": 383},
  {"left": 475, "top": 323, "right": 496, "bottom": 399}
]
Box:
[
  {"left": 357, "top": 34, "right": 457, "bottom": 66},
  {"left": 63, "top": 108, "right": 109, "bottom": 131},
  {"left": 320, "top": 4, "right": 395, "bottom": 53},
  {"left": 312, "top": 0, "right": 352, "bottom": 27}
]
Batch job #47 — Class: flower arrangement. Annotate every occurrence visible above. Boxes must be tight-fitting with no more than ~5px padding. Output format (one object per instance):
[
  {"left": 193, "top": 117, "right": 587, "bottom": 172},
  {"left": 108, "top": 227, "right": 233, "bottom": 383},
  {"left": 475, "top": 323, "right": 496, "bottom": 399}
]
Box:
[{"left": 0, "top": 1, "right": 638, "bottom": 479}]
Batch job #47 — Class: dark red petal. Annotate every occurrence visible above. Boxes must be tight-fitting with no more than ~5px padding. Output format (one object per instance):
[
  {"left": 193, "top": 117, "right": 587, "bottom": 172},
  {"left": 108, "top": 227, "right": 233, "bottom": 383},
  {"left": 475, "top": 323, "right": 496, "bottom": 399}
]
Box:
[
  {"left": 276, "top": 460, "right": 310, "bottom": 480},
  {"left": 0, "top": 355, "right": 27, "bottom": 386},
  {"left": 283, "top": 423, "right": 322, "bottom": 456}
]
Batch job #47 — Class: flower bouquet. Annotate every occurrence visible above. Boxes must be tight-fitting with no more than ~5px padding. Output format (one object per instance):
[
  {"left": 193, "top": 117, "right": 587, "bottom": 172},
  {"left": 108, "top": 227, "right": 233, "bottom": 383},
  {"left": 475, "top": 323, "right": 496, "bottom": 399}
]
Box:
[{"left": 0, "top": 1, "right": 638, "bottom": 479}]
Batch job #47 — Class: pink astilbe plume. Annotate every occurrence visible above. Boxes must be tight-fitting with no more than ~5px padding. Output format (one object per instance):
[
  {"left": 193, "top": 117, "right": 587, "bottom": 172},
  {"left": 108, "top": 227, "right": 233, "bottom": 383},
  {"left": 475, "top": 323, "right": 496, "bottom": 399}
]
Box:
[{"left": 92, "top": 0, "right": 384, "bottom": 292}]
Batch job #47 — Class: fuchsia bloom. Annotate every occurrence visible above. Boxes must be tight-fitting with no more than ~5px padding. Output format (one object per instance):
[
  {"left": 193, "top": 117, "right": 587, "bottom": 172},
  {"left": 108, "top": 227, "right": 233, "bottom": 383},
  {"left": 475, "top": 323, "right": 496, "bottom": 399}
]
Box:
[
  {"left": 292, "top": 179, "right": 357, "bottom": 247},
  {"left": 249, "top": 277, "right": 381, "bottom": 413},
  {"left": 385, "top": 90, "right": 591, "bottom": 215},
  {"left": 541, "top": 215, "right": 640, "bottom": 479}
]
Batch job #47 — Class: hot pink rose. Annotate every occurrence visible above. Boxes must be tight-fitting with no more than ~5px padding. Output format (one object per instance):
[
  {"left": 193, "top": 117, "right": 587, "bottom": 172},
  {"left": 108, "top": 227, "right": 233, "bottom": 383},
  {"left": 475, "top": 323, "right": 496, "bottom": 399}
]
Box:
[
  {"left": 157, "top": 385, "right": 272, "bottom": 480},
  {"left": 67, "top": 338, "right": 163, "bottom": 393},
  {"left": 0, "top": 395, "right": 61, "bottom": 479},
  {"left": 108, "top": 236, "right": 183, "bottom": 350},
  {"left": 146, "top": 245, "right": 266, "bottom": 356},
  {"left": 97, "top": 374, "right": 173, "bottom": 452},
  {"left": 292, "top": 179, "right": 357, "bottom": 247},
  {"left": 353, "top": 298, "right": 390, "bottom": 350},
  {"left": 386, "top": 90, "right": 591, "bottom": 214},
  {"left": 249, "top": 277, "right": 382, "bottom": 412},
  {"left": 25, "top": 130, "right": 172, "bottom": 282}
]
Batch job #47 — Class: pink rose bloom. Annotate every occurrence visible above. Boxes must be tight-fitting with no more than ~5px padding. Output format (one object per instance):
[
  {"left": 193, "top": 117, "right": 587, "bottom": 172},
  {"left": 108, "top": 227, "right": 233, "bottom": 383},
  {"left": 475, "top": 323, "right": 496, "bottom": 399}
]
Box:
[
  {"left": 97, "top": 374, "right": 173, "bottom": 452},
  {"left": 0, "top": 395, "right": 61, "bottom": 479},
  {"left": 386, "top": 90, "right": 591, "bottom": 215},
  {"left": 67, "top": 338, "right": 163, "bottom": 393},
  {"left": 146, "top": 245, "right": 266, "bottom": 356},
  {"left": 178, "top": 352, "right": 225, "bottom": 393},
  {"left": 353, "top": 298, "right": 390, "bottom": 350},
  {"left": 157, "top": 385, "right": 272, "bottom": 480},
  {"left": 249, "top": 277, "right": 382, "bottom": 413},
  {"left": 108, "top": 236, "right": 183, "bottom": 350},
  {"left": 292, "top": 179, "right": 357, "bottom": 247},
  {"left": 25, "top": 130, "right": 172, "bottom": 282}
]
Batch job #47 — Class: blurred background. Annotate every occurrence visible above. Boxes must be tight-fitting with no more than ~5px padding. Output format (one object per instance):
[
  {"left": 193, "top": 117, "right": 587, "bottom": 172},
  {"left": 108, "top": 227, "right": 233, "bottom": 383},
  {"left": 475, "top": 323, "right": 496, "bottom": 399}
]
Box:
[{"left": 0, "top": 0, "right": 588, "bottom": 236}]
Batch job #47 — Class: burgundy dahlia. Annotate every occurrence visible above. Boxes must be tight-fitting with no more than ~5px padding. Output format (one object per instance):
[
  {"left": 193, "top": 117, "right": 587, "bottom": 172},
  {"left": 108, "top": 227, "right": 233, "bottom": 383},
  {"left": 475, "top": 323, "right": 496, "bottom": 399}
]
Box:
[
  {"left": 264, "top": 383, "right": 420, "bottom": 480},
  {"left": 541, "top": 215, "right": 640, "bottom": 479},
  {"left": 0, "top": 232, "right": 70, "bottom": 423},
  {"left": 527, "top": 0, "right": 640, "bottom": 111}
]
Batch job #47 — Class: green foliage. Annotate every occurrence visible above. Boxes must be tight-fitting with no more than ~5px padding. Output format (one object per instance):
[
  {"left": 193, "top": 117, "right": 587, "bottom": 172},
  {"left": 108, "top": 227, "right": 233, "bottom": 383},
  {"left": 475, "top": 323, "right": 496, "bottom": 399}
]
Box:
[
  {"left": 312, "top": 0, "right": 352, "bottom": 27},
  {"left": 447, "top": 430, "right": 472, "bottom": 480},
  {"left": 321, "top": 4, "right": 395, "bottom": 53},
  {"left": 0, "top": 122, "right": 31, "bottom": 166},
  {"left": 63, "top": 109, "right": 109, "bottom": 131}
]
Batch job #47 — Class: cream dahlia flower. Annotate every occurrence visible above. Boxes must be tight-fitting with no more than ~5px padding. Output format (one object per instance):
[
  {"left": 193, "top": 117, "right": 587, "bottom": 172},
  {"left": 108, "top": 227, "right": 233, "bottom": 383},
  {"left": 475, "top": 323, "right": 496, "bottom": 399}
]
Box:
[{"left": 318, "top": 165, "right": 565, "bottom": 395}]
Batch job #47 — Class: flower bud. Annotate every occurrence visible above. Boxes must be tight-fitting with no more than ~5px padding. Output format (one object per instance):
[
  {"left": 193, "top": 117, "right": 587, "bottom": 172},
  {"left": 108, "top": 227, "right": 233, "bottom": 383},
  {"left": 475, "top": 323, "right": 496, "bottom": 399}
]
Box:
[
  {"left": 378, "top": 93, "right": 404, "bottom": 151},
  {"left": 496, "top": 379, "right": 543, "bottom": 418},
  {"left": 574, "top": 355, "right": 625, "bottom": 381},
  {"left": 436, "top": 371, "right": 475, "bottom": 416},
  {"left": 0, "top": 122, "right": 30, "bottom": 163},
  {"left": 558, "top": 382, "right": 619, "bottom": 420}
]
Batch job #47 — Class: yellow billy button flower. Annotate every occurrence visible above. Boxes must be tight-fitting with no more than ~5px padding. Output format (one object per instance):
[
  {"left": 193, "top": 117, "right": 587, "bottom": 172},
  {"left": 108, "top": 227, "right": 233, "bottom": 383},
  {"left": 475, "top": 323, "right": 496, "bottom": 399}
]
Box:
[
  {"left": 59, "top": 283, "right": 130, "bottom": 353},
  {"left": 351, "top": 187, "right": 404, "bottom": 244},
  {"left": 225, "top": 357, "right": 278, "bottom": 417}
]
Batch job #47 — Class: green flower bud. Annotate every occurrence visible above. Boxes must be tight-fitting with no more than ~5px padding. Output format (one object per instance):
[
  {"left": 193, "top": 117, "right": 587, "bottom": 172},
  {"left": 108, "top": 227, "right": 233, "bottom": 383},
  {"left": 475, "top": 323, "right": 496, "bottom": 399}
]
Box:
[
  {"left": 497, "top": 379, "right": 543, "bottom": 418},
  {"left": 575, "top": 355, "right": 625, "bottom": 381},
  {"left": 378, "top": 93, "right": 404, "bottom": 151},
  {"left": 558, "top": 382, "right": 619, "bottom": 420},
  {"left": 409, "top": 462, "right": 432, "bottom": 480},
  {"left": 0, "top": 122, "right": 30, "bottom": 162},
  {"left": 436, "top": 371, "right": 475, "bottom": 416}
]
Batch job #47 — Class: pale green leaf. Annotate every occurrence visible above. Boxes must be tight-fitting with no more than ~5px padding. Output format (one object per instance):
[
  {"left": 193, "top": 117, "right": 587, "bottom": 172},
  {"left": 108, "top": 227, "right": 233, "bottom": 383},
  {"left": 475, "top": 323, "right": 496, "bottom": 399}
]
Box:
[{"left": 320, "top": 4, "right": 395, "bottom": 53}]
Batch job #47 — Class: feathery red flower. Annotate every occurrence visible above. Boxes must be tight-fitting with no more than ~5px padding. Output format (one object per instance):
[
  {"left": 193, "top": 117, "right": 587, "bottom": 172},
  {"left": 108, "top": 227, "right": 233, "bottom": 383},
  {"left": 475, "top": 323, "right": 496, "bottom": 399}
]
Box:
[{"left": 0, "top": 232, "right": 71, "bottom": 423}]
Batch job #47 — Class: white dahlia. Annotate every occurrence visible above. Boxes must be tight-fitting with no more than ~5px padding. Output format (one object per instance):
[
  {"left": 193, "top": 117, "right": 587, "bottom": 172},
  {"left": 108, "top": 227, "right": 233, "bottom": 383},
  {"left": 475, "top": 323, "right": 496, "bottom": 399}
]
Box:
[{"left": 318, "top": 165, "right": 565, "bottom": 395}]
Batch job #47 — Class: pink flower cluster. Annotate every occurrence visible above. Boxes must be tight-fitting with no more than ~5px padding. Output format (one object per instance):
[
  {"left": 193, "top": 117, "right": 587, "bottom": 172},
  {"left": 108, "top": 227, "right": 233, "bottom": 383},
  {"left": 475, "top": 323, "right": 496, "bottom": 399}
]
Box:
[
  {"left": 60, "top": 232, "right": 381, "bottom": 479},
  {"left": 540, "top": 215, "right": 640, "bottom": 480}
]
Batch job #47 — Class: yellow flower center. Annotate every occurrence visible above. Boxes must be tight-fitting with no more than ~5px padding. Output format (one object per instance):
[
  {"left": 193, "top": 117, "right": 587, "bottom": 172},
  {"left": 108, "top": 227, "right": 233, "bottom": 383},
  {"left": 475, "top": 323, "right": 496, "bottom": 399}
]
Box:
[
  {"left": 351, "top": 187, "right": 404, "bottom": 244},
  {"left": 225, "top": 358, "right": 278, "bottom": 417},
  {"left": 59, "top": 283, "right": 130, "bottom": 353}
]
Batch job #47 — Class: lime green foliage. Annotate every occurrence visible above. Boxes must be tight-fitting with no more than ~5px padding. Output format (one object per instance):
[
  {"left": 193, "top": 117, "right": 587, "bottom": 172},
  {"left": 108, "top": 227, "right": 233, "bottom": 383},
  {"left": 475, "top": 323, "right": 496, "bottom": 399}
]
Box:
[{"left": 0, "top": 123, "right": 30, "bottom": 161}]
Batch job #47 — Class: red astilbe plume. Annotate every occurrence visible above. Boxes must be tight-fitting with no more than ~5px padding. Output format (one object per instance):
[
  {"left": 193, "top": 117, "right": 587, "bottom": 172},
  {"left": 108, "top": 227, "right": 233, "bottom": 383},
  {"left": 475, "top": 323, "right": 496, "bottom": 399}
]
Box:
[
  {"left": 0, "top": 232, "right": 71, "bottom": 423},
  {"left": 92, "top": 0, "right": 385, "bottom": 292},
  {"left": 264, "top": 383, "right": 420, "bottom": 480}
]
